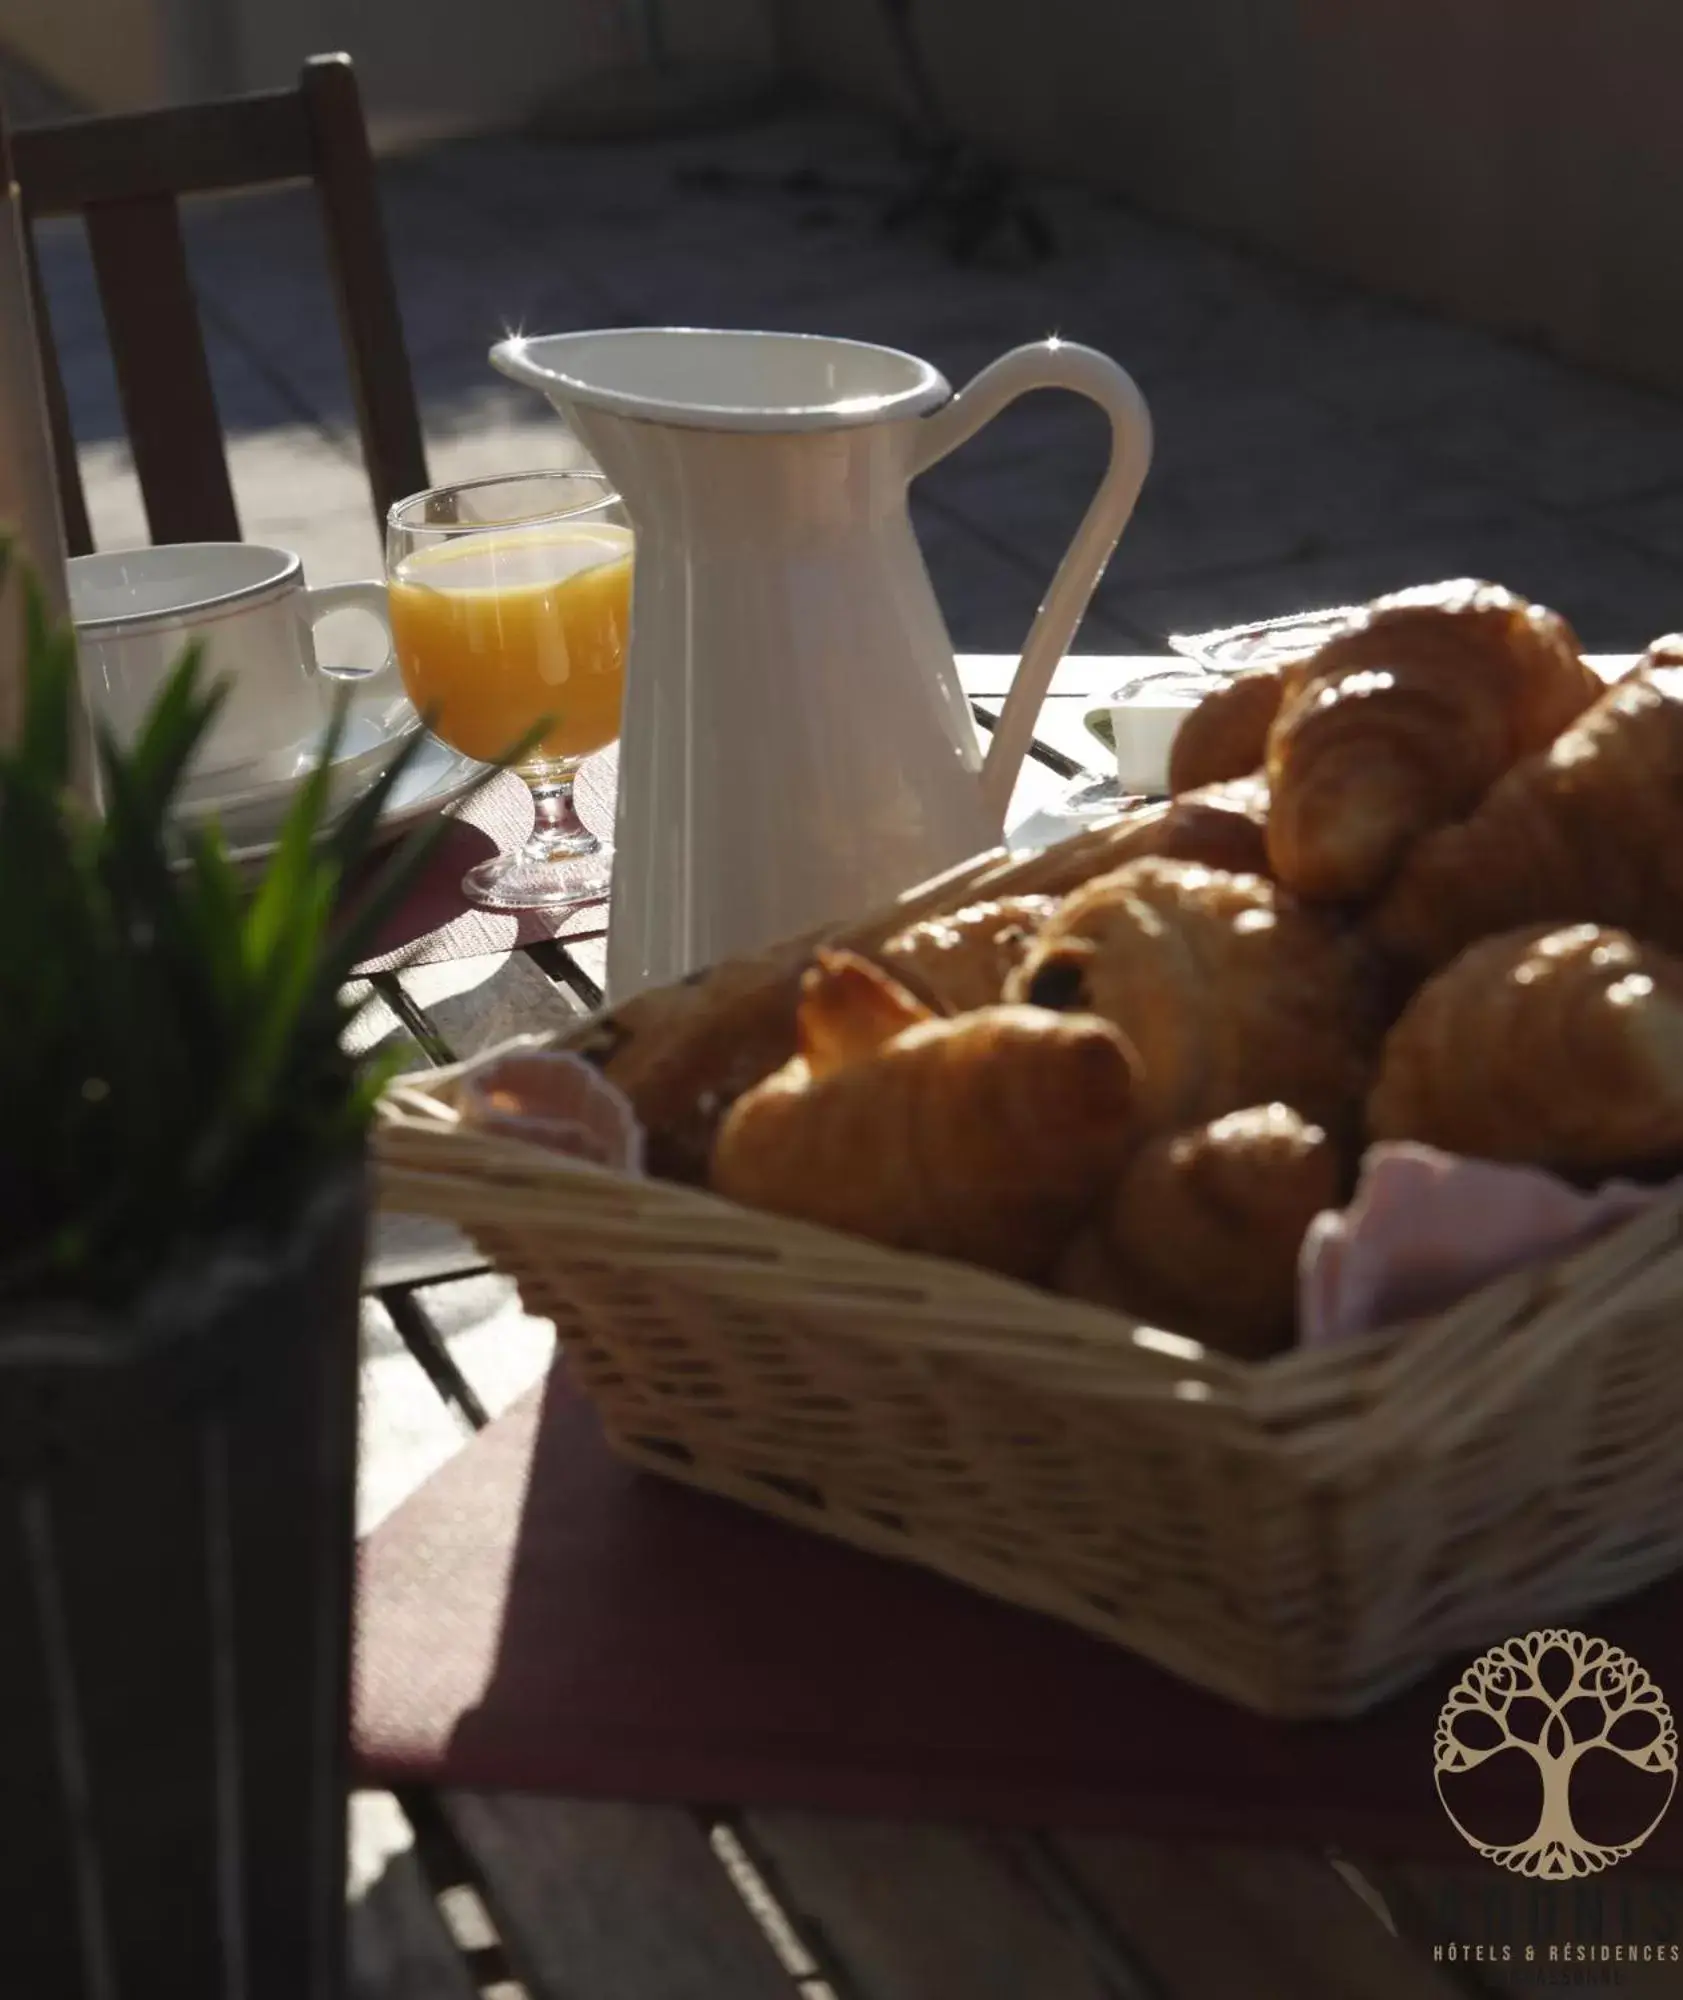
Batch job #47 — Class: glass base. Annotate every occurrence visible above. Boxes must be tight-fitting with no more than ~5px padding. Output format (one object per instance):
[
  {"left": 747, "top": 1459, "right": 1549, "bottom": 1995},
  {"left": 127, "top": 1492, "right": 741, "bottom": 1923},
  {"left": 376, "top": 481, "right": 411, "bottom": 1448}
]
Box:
[{"left": 462, "top": 843, "right": 613, "bottom": 912}]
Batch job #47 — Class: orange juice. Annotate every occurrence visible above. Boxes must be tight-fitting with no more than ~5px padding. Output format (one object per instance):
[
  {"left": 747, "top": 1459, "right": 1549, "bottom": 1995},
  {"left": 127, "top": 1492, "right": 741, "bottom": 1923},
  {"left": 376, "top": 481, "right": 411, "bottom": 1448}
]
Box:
[{"left": 388, "top": 523, "right": 633, "bottom": 765}]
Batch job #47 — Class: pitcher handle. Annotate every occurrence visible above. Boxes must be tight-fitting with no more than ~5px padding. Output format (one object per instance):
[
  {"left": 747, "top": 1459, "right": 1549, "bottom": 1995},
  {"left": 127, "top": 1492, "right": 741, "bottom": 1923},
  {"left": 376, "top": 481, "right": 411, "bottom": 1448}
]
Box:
[{"left": 910, "top": 340, "right": 1152, "bottom": 825}]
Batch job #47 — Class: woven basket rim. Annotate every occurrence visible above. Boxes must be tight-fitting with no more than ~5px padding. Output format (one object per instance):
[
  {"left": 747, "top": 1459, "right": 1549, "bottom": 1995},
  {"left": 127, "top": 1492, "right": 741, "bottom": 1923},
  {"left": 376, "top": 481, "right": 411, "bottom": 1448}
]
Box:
[{"left": 376, "top": 1041, "right": 1683, "bottom": 1473}]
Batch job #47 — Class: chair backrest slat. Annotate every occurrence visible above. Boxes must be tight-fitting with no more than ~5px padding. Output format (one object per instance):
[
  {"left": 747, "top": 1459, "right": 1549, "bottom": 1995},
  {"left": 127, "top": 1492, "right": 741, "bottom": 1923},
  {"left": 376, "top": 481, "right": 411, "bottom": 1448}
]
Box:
[
  {"left": 84, "top": 194, "right": 240, "bottom": 545},
  {"left": 12, "top": 92, "right": 311, "bottom": 215},
  {"left": 3, "top": 54, "right": 425, "bottom": 556},
  {"left": 301, "top": 58, "right": 428, "bottom": 525}
]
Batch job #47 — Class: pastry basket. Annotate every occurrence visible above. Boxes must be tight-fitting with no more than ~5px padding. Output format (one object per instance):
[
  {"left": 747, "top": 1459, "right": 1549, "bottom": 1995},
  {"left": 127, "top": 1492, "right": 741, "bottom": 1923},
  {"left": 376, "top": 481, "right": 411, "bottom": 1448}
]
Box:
[{"left": 373, "top": 816, "right": 1683, "bottom": 1721}]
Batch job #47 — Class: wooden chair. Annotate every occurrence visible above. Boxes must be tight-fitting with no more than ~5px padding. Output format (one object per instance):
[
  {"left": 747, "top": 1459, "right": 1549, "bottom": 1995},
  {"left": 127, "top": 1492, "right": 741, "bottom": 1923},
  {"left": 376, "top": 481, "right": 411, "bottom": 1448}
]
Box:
[{"left": 1, "top": 53, "right": 429, "bottom": 556}]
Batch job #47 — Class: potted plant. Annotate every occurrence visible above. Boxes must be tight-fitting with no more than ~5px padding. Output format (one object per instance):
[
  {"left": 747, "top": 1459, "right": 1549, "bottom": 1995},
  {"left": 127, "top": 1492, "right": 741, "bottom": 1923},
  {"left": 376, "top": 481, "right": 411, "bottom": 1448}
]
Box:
[{"left": 0, "top": 548, "right": 460, "bottom": 1997}]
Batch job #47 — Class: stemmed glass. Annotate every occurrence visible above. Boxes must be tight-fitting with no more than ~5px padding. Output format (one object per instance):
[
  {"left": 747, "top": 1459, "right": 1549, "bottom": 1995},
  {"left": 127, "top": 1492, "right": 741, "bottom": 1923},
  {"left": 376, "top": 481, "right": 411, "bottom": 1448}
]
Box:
[{"left": 386, "top": 470, "right": 632, "bottom": 910}]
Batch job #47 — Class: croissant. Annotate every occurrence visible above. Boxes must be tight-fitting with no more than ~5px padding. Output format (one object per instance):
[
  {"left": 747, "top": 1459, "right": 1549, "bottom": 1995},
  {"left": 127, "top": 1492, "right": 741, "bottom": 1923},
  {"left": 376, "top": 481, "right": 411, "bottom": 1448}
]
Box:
[
  {"left": 1265, "top": 579, "right": 1598, "bottom": 904},
  {"left": 1013, "top": 774, "right": 1273, "bottom": 898},
  {"left": 1368, "top": 924, "right": 1683, "bottom": 1173},
  {"left": 1373, "top": 652, "right": 1683, "bottom": 972},
  {"left": 1055, "top": 1103, "right": 1342, "bottom": 1356},
  {"left": 1154, "top": 774, "right": 1274, "bottom": 876},
  {"left": 576, "top": 950, "right": 808, "bottom": 1185},
  {"left": 1168, "top": 668, "right": 1286, "bottom": 794},
  {"left": 1006, "top": 858, "right": 1385, "bottom": 1138},
  {"left": 711, "top": 950, "right": 1139, "bottom": 1278},
  {"left": 797, "top": 946, "right": 932, "bottom": 1064},
  {"left": 874, "top": 896, "right": 1057, "bottom": 1014}
]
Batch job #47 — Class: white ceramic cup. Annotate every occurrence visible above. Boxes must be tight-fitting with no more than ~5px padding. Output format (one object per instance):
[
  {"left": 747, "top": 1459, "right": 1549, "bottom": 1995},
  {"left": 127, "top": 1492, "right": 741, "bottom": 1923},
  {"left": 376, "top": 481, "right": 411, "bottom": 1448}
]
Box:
[{"left": 69, "top": 543, "right": 399, "bottom": 781}]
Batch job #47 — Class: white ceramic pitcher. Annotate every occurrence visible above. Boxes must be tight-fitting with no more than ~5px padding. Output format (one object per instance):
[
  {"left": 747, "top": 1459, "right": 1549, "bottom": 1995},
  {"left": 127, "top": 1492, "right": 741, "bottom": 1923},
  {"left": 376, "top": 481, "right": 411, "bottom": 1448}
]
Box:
[{"left": 491, "top": 327, "right": 1151, "bottom": 1000}]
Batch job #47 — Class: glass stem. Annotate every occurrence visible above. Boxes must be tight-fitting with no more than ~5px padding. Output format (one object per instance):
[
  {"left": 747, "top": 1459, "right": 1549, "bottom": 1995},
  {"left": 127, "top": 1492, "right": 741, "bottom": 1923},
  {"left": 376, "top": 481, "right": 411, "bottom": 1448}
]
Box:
[{"left": 523, "top": 765, "right": 598, "bottom": 862}]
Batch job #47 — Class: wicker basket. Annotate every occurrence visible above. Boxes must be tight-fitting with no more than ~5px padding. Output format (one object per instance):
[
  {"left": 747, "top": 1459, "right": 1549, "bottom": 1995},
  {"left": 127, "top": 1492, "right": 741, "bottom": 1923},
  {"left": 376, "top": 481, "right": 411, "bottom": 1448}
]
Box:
[{"left": 374, "top": 822, "right": 1683, "bottom": 1720}]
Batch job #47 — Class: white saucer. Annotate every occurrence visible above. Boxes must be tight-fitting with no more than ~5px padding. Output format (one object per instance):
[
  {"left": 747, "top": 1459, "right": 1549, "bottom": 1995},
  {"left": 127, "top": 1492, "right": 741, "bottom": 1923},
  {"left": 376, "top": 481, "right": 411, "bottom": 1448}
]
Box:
[
  {"left": 176, "top": 706, "right": 421, "bottom": 828},
  {"left": 216, "top": 733, "right": 490, "bottom": 867}
]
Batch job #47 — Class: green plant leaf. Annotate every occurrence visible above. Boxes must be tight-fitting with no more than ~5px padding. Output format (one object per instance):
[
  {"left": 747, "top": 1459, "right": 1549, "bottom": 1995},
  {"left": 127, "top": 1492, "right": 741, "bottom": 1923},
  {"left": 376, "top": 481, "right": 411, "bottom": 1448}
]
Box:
[
  {"left": 0, "top": 569, "right": 381, "bottom": 1313},
  {"left": 0, "top": 545, "right": 571, "bottom": 1316},
  {"left": 325, "top": 703, "right": 443, "bottom": 876}
]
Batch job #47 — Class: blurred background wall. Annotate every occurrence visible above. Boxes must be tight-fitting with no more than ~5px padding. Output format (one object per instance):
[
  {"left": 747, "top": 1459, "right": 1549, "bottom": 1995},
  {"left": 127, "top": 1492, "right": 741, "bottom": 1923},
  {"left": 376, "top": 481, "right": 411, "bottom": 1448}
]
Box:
[
  {"left": 1, "top": 0, "right": 781, "bottom": 142},
  {"left": 778, "top": 0, "right": 1683, "bottom": 397},
  {"left": 7, "top": 0, "right": 1683, "bottom": 392},
  {"left": 3, "top": 0, "right": 173, "bottom": 109}
]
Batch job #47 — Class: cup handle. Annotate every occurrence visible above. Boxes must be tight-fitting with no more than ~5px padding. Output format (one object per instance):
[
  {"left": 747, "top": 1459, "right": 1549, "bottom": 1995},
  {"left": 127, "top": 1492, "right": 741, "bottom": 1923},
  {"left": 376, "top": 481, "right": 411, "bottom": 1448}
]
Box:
[
  {"left": 305, "top": 579, "right": 397, "bottom": 693},
  {"left": 910, "top": 340, "right": 1152, "bottom": 825}
]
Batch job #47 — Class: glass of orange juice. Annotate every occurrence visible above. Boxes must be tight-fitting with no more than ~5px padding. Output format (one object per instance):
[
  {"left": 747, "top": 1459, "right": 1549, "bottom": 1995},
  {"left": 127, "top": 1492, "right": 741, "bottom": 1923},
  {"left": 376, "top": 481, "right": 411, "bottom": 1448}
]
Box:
[{"left": 386, "top": 470, "right": 633, "bottom": 910}]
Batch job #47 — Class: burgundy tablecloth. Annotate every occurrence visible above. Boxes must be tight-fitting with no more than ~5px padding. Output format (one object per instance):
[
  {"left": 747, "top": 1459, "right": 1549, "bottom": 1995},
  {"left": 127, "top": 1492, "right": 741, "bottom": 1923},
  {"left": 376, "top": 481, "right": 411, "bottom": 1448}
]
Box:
[
  {"left": 353, "top": 1362, "right": 1683, "bottom": 1861},
  {"left": 349, "top": 747, "right": 615, "bottom": 975}
]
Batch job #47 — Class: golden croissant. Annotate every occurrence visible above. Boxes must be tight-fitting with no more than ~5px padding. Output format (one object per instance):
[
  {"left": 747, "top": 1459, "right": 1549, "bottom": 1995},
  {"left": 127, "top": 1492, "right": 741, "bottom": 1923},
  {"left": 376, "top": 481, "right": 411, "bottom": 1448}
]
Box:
[
  {"left": 1373, "top": 651, "right": 1683, "bottom": 972},
  {"left": 1006, "top": 857, "right": 1385, "bottom": 1137},
  {"left": 1168, "top": 668, "right": 1287, "bottom": 794},
  {"left": 874, "top": 896, "right": 1056, "bottom": 1014},
  {"left": 1055, "top": 1103, "right": 1342, "bottom": 1356},
  {"left": 1016, "top": 774, "right": 1274, "bottom": 898},
  {"left": 795, "top": 944, "right": 933, "bottom": 1065},
  {"left": 1368, "top": 924, "right": 1683, "bottom": 1173},
  {"left": 580, "top": 949, "right": 808, "bottom": 1186},
  {"left": 711, "top": 949, "right": 1139, "bottom": 1278},
  {"left": 1265, "top": 579, "right": 1598, "bottom": 904},
  {"left": 1154, "top": 774, "right": 1274, "bottom": 877}
]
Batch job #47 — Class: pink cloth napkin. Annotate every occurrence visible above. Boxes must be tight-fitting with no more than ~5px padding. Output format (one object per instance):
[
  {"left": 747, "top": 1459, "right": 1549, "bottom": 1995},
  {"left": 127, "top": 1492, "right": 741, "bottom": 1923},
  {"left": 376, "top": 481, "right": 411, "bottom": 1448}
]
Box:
[
  {"left": 1299, "top": 1143, "right": 1670, "bottom": 1346},
  {"left": 455, "top": 1047, "right": 645, "bottom": 1174}
]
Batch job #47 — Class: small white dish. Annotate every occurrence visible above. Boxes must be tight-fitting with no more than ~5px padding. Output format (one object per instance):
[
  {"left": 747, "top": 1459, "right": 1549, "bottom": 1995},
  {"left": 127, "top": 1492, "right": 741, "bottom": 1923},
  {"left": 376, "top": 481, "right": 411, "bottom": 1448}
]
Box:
[
  {"left": 1168, "top": 604, "right": 1363, "bottom": 672},
  {"left": 1082, "top": 663, "right": 1225, "bottom": 794}
]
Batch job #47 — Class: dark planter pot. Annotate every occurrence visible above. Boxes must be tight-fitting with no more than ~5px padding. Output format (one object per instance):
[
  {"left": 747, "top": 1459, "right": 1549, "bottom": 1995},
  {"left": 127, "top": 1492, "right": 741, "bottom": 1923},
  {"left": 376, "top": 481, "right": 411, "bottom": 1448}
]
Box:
[{"left": 0, "top": 1162, "right": 366, "bottom": 1999}]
